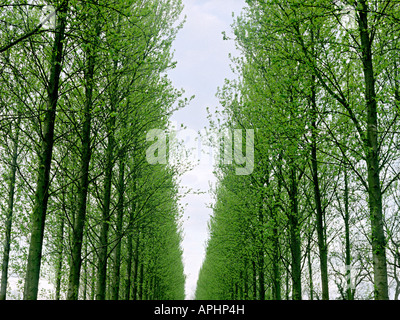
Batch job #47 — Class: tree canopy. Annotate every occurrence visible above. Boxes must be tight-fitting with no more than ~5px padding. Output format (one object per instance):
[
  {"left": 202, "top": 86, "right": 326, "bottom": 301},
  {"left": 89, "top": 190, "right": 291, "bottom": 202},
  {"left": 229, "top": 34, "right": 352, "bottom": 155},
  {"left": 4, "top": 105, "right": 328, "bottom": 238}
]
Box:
[
  {"left": 0, "top": 0, "right": 186, "bottom": 300},
  {"left": 196, "top": 0, "right": 400, "bottom": 300}
]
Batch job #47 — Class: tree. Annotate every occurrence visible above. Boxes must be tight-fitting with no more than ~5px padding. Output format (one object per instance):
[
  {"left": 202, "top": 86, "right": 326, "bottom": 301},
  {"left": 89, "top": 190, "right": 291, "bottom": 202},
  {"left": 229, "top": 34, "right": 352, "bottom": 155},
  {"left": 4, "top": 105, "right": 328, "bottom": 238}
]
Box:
[
  {"left": 197, "top": 0, "right": 400, "bottom": 301},
  {"left": 0, "top": 0, "right": 186, "bottom": 300},
  {"left": 24, "top": 1, "right": 69, "bottom": 300}
]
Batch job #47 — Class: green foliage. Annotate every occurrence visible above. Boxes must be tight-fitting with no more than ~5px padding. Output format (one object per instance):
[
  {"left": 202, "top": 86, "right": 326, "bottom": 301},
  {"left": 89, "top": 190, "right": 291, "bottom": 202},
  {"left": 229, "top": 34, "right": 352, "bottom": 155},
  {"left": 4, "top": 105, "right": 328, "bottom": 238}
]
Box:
[
  {"left": 197, "top": 0, "right": 400, "bottom": 300},
  {"left": 0, "top": 0, "right": 186, "bottom": 300}
]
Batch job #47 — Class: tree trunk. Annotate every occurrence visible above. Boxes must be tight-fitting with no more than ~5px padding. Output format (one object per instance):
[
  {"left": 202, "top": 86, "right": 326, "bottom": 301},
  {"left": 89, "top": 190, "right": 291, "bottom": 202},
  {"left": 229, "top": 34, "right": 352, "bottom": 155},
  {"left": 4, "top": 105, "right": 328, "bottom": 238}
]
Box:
[
  {"left": 343, "top": 167, "right": 354, "bottom": 300},
  {"left": 95, "top": 125, "right": 115, "bottom": 300},
  {"left": 394, "top": 250, "right": 400, "bottom": 300},
  {"left": 95, "top": 54, "right": 119, "bottom": 300},
  {"left": 271, "top": 224, "right": 281, "bottom": 300},
  {"left": 252, "top": 260, "right": 257, "bottom": 299},
  {"left": 238, "top": 270, "right": 243, "bottom": 299},
  {"left": 358, "top": 0, "right": 389, "bottom": 300},
  {"left": 258, "top": 252, "right": 265, "bottom": 300},
  {"left": 0, "top": 116, "right": 20, "bottom": 300},
  {"left": 310, "top": 74, "right": 329, "bottom": 300},
  {"left": 272, "top": 164, "right": 282, "bottom": 300},
  {"left": 132, "top": 231, "right": 140, "bottom": 300},
  {"left": 67, "top": 20, "right": 99, "bottom": 300},
  {"left": 285, "top": 267, "right": 289, "bottom": 300},
  {"left": 55, "top": 211, "right": 65, "bottom": 300},
  {"left": 307, "top": 246, "right": 314, "bottom": 300},
  {"left": 258, "top": 195, "right": 265, "bottom": 300},
  {"left": 289, "top": 167, "right": 302, "bottom": 300},
  {"left": 243, "top": 259, "right": 249, "bottom": 299},
  {"left": 111, "top": 156, "right": 126, "bottom": 300},
  {"left": 124, "top": 238, "right": 133, "bottom": 300},
  {"left": 90, "top": 253, "right": 96, "bottom": 300},
  {"left": 138, "top": 262, "right": 144, "bottom": 300},
  {"left": 23, "top": 2, "right": 68, "bottom": 300},
  {"left": 82, "top": 239, "right": 88, "bottom": 300},
  {"left": 124, "top": 197, "right": 137, "bottom": 300}
]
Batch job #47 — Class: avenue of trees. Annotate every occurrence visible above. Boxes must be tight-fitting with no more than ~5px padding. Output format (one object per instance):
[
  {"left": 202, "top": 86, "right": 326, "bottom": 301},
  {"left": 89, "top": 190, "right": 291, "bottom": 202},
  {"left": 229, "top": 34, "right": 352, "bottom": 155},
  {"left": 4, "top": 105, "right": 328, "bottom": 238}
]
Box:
[
  {"left": 0, "top": 0, "right": 186, "bottom": 300},
  {"left": 196, "top": 0, "right": 400, "bottom": 300}
]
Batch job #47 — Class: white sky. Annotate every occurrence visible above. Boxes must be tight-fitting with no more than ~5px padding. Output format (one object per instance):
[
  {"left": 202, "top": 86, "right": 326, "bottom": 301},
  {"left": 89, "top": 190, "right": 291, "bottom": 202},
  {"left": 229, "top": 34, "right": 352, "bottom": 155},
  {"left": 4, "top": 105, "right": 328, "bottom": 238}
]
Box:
[{"left": 168, "top": 0, "right": 246, "bottom": 300}]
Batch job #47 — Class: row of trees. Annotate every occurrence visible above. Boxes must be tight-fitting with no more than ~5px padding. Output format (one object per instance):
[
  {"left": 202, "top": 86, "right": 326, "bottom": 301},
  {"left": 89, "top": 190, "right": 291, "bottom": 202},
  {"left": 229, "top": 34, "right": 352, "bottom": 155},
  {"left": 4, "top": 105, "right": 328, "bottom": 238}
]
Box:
[
  {"left": 0, "top": 0, "right": 186, "bottom": 300},
  {"left": 196, "top": 0, "right": 400, "bottom": 300}
]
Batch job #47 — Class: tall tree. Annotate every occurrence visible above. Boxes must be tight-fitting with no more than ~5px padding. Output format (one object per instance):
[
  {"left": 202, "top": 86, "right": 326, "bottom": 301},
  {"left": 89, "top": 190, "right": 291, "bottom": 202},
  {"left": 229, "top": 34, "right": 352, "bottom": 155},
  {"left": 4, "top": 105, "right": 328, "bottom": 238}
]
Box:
[
  {"left": 0, "top": 114, "right": 21, "bottom": 300},
  {"left": 24, "top": 1, "right": 69, "bottom": 300}
]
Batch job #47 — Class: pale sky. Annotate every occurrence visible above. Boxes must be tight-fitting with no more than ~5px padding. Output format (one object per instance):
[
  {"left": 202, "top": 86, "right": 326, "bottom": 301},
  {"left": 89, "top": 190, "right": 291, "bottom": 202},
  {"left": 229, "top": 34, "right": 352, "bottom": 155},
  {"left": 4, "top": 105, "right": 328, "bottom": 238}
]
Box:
[{"left": 168, "top": 0, "right": 246, "bottom": 299}]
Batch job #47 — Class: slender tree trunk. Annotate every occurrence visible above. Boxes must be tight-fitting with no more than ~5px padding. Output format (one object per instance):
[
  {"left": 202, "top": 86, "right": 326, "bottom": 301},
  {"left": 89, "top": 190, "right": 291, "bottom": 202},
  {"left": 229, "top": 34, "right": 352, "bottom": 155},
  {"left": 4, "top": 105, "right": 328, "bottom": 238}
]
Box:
[
  {"left": 394, "top": 250, "right": 400, "bottom": 300},
  {"left": 126, "top": 174, "right": 138, "bottom": 299},
  {"left": 258, "top": 252, "right": 265, "bottom": 300},
  {"left": 252, "top": 260, "right": 257, "bottom": 299},
  {"left": 124, "top": 239, "right": 133, "bottom": 300},
  {"left": 257, "top": 229, "right": 265, "bottom": 300},
  {"left": 55, "top": 212, "right": 65, "bottom": 300},
  {"left": 95, "top": 57, "right": 119, "bottom": 300},
  {"left": 234, "top": 282, "right": 238, "bottom": 300},
  {"left": 23, "top": 2, "right": 68, "bottom": 300},
  {"left": 310, "top": 74, "right": 329, "bottom": 300},
  {"left": 243, "top": 259, "right": 249, "bottom": 299},
  {"left": 67, "top": 21, "right": 99, "bottom": 300},
  {"left": 90, "top": 253, "right": 96, "bottom": 300},
  {"left": 358, "top": 0, "right": 389, "bottom": 300},
  {"left": 124, "top": 199, "right": 137, "bottom": 300},
  {"left": 82, "top": 239, "right": 88, "bottom": 300},
  {"left": 238, "top": 270, "right": 243, "bottom": 299},
  {"left": 95, "top": 69, "right": 118, "bottom": 300},
  {"left": 138, "top": 262, "right": 144, "bottom": 300},
  {"left": 258, "top": 195, "right": 265, "bottom": 300},
  {"left": 307, "top": 240, "right": 314, "bottom": 300},
  {"left": 95, "top": 127, "right": 115, "bottom": 300},
  {"left": 155, "top": 278, "right": 160, "bottom": 300},
  {"left": 0, "top": 117, "right": 20, "bottom": 300},
  {"left": 285, "top": 267, "right": 289, "bottom": 300},
  {"left": 289, "top": 167, "right": 302, "bottom": 300},
  {"left": 272, "top": 164, "right": 282, "bottom": 300},
  {"left": 151, "top": 275, "right": 156, "bottom": 300},
  {"left": 343, "top": 167, "right": 354, "bottom": 300},
  {"left": 132, "top": 232, "right": 140, "bottom": 300},
  {"left": 271, "top": 224, "right": 281, "bottom": 300},
  {"left": 111, "top": 155, "right": 126, "bottom": 300}
]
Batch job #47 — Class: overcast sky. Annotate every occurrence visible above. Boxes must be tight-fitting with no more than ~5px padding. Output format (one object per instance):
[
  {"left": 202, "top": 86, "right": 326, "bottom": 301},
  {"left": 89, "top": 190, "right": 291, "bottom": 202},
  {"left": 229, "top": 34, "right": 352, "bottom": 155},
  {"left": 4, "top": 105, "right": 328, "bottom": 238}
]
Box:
[{"left": 168, "top": 0, "right": 246, "bottom": 300}]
